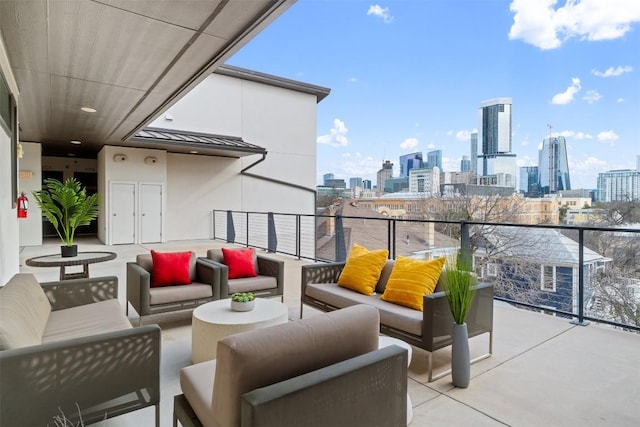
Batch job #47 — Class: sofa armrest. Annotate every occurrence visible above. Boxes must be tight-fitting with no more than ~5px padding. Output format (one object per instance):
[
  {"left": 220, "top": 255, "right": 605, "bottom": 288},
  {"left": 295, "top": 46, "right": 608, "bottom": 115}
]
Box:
[
  {"left": 240, "top": 345, "right": 407, "bottom": 427},
  {"left": 127, "top": 262, "right": 151, "bottom": 316},
  {"left": 300, "top": 262, "right": 345, "bottom": 296},
  {"left": 0, "top": 324, "right": 161, "bottom": 426},
  {"left": 198, "top": 258, "right": 231, "bottom": 297},
  {"left": 196, "top": 258, "right": 221, "bottom": 300},
  {"left": 41, "top": 276, "right": 118, "bottom": 311},
  {"left": 257, "top": 255, "right": 284, "bottom": 296},
  {"left": 422, "top": 282, "right": 493, "bottom": 352}
]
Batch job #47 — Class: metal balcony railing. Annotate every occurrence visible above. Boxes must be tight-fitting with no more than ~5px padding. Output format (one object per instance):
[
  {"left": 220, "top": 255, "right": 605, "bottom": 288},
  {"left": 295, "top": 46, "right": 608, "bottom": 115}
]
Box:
[{"left": 212, "top": 209, "right": 640, "bottom": 332}]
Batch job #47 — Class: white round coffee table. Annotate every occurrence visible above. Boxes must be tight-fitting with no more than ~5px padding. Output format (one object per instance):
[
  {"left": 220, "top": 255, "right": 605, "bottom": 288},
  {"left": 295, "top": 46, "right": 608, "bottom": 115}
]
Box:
[
  {"left": 192, "top": 298, "right": 288, "bottom": 364},
  {"left": 379, "top": 336, "right": 413, "bottom": 425}
]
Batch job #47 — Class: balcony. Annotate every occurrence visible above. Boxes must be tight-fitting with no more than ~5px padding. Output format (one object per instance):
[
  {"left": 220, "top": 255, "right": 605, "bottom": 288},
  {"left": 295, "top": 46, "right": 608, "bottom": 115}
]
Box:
[{"left": 17, "top": 215, "right": 640, "bottom": 426}]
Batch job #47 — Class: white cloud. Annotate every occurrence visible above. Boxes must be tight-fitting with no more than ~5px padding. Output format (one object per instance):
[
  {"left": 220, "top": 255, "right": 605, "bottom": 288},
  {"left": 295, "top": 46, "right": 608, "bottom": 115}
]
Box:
[
  {"left": 569, "top": 156, "right": 609, "bottom": 178},
  {"left": 367, "top": 5, "right": 393, "bottom": 23},
  {"left": 399, "top": 138, "right": 419, "bottom": 150},
  {"left": 551, "top": 77, "right": 581, "bottom": 104},
  {"left": 455, "top": 130, "right": 470, "bottom": 141},
  {"left": 427, "top": 143, "right": 435, "bottom": 150},
  {"left": 509, "top": 0, "right": 640, "bottom": 50},
  {"left": 617, "top": 98, "right": 625, "bottom": 103},
  {"left": 592, "top": 65, "right": 633, "bottom": 77},
  {"left": 597, "top": 130, "right": 619, "bottom": 146},
  {"left": 552, "top": 130, "right": 593, "bottom": 140},
  {"left": 317, "top": 119, "right": 349, "bottom": 147},
  {"left": 582, "top": 90, "right": 602, "bottom": 104},
  {"left": 340, "top": 155, "right": 378, "bottom": 177},
  {"left": 348, "top": 77, "right": 359, "bottom": 83}
]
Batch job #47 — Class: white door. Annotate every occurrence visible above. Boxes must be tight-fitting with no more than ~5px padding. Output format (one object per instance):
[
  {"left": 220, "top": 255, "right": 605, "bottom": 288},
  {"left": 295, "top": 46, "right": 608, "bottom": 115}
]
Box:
[
  {"left": 110, "top": 182, "right": 136, "bottom": 244},
  {"left": 140, "top": 183, "right": 162, "bottom": 243}
]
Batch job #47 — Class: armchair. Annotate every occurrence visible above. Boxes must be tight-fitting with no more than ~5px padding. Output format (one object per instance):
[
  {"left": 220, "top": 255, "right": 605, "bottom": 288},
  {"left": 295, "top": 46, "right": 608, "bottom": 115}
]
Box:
[
  {"left": 202, "top": 248, "right": 284, "bottom": 300},
  {"left": 127, "top": 251, "right": 219, "bottom": 324}
]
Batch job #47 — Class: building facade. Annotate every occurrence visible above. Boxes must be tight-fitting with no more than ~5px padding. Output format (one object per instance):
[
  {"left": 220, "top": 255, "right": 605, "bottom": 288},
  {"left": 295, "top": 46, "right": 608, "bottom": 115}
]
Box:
[
  {"left": 409, "top": 167, "right": 440, "bottom": 196},
  {"left": 461, "top": 155, "right": 471, "bottom": 172},
  {"left": 520, "top": 166, "right": 540, "bottom": 197},
  {"left": 477, "top": 98, "right": 517, "bottom": 188},
  {"left": 470, "top": 131, "right": 478, "bottom": 175},
  {"left": 399, "top": 153, "right": 423, "bottom": 178},
  {"left": 377, "top": 160, "right": 394, "bottom": 194},
  {"left": 538, "top": 136, "right": 571, "bottom": 195},
  {"left": 426, "top": 150, "right": 442, "bottom": 170},
  {"left": 596, "top": 169, "right": 640, "bottom": 202}
]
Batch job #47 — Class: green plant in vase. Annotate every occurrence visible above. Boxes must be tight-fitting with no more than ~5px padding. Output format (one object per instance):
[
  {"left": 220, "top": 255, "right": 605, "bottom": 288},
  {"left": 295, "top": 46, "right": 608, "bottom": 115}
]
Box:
[
  {"left": 231, "top": 292, "right": 256, "bottom": 311},
  {"left": 32, "top": 178, "right": 100, "bottom": 257},
  {"left": 442, "top": 250, "right": 477, "bottom": 388}
]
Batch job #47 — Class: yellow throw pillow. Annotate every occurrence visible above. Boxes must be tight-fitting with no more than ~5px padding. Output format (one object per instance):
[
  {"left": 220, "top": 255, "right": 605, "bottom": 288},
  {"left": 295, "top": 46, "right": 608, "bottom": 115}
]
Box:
[
  {"left": 338, "top": 244, "right": 389, "bottom": 296},
  {"left": 381, "top": 256, "right": 446, "bottom": 311}
]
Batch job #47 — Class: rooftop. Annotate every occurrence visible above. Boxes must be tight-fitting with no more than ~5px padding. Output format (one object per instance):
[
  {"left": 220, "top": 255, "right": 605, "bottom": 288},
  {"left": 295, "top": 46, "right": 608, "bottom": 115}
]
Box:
[{"left": 18, "top": 237, "right": 640, "bottom": 426}]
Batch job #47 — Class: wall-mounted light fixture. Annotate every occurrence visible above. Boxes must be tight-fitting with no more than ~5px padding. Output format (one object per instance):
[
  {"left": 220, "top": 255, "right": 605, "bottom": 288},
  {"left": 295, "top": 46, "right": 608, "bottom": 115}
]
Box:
[
  {"left": 144, "top": 156, "right": 158, "bottom": 165},
  {"left": 113, "top": 154, "right": 127, "bottom": 162}
]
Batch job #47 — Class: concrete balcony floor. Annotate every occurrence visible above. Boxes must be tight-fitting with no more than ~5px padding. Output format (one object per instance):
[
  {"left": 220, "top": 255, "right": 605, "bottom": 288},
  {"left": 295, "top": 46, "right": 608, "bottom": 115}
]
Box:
[{"left": 18, "top": 238, "right": 640, "bottom": 426}]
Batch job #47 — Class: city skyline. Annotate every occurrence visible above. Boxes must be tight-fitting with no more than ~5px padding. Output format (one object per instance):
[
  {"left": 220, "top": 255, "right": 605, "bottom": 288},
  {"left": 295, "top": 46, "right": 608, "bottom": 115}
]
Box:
[{"left": 227, "top": 1, "right": 640, "bottom": 190}]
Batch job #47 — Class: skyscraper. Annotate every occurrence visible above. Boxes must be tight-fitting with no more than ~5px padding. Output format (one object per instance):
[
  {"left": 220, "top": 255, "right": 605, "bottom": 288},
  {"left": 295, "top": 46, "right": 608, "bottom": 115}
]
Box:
[
  {"left": 399, "top": 152, "right": 423, "bottom": 177},
  {"left": 477, "top": 98, "right": 517, "bottom": 188},
  {"left": 349, "top": 177, "right": 363, "bottom": 189},
  {"left": 363, "top": 179, "right": 372, "bottom": 190},
  {"left": 376, "top": 160, "right": 394, "bottom": 193},
  {"left": 520, "top": 166, "right": 540, "bottom": 197},
  {"left": 426, "top": 150, "right": 442, "bottom": 170},
  {"left": 461, "top": 155, "right": 471, "bottom": 172},
  {"left": 470, "top": 132, "right": 478, "bottom": 175},
  {"left": 538, "top": 136, "right": 571, "bottom": 195}
]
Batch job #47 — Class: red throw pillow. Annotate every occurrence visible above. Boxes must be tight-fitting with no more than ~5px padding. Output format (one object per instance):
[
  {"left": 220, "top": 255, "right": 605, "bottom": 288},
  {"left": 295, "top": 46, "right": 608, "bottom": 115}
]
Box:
[
  {"left": 150, "top": 250, "right": 192, "bottom": 287},
  {"left": 222, "top": 248, "right": 257, "bottom": 279}
]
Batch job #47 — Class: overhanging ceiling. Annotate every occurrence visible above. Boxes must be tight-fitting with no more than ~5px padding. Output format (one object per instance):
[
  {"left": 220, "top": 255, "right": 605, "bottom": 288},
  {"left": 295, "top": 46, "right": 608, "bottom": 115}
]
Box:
[{"left": 0, "top": 0, "right": 296, "bottom": 157}]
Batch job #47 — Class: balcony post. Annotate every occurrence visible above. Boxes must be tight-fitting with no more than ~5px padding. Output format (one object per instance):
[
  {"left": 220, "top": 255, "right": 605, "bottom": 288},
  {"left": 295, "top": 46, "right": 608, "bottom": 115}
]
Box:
[
  {"left": 296, "top": 214, "right": 301, "bottom": 260},
  {"left": 335, "top": 215, "right": 346, "bottom": 262},
  {"left": 392, "top": 219, "right": 397, "bottom": 260},
  {"left": 571, "top": 228, "right": 590, "bottom": 326},
  {"left": 460, "top": 221, "right": 471, "bottom": 266},
  {"left": 226, "top": 210, "right": 236, "bottom": 243},
  {"left": 267, "top": 212, "right": 277, "bottom": 253},
  {"left": 246, "top": 212, "right": 250, "bottom": 247}
]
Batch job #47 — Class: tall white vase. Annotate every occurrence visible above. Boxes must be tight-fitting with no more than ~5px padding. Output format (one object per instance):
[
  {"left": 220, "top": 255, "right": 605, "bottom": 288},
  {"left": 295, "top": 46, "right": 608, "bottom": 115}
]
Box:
[{"left": 451, "top": 322, "right": 470, "bottom": 388}]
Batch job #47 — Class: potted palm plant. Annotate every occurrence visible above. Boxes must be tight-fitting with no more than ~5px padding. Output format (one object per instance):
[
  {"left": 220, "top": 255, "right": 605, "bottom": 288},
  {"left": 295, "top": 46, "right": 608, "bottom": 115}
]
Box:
[
  {"left": 442, "top": 250, "right": 477, "bottom": 388},
  {"left": 32, "top": 178, "right": 101, "bottom": 257}
]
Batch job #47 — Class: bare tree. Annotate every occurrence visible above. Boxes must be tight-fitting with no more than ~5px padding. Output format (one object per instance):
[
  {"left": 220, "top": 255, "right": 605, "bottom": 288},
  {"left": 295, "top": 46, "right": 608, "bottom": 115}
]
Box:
[{"left": 588, "top": 267, "right": 640, "bottom": 328}]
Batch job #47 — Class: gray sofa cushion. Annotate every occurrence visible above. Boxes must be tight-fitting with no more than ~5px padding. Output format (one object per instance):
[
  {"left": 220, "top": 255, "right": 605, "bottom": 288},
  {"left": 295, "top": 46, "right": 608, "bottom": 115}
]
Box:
[
  {"left": 227, "top": 276, "right": 276, "bottom": 293},
  {"left": 0, "top": 273, "right": 52, "bottom": 350},
  {"left": 42, "top": 299, "right": 132, "bottom": 343},
  {"left": 149, "top": 282, "right": 213, "bottom": 306},
  {"left": 306, "top": 282, "right": 423, "bottom": 336},
  {"left": 180, "top": 360, "right": 217, "bottom": 427}
]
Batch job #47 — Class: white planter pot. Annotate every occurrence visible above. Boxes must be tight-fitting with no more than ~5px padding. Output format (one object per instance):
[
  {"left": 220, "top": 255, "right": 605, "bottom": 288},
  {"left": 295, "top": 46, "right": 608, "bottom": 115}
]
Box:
[{"left": 231, "top": 300, "right": 255, "bottom": 312}]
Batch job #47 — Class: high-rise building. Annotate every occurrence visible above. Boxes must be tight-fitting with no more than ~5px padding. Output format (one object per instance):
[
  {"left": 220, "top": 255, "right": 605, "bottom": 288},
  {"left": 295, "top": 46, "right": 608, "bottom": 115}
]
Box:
[
  {"left": 323, "top": 173, "right": 334, "bottom": 185},
  {"left": 409, "top": 167, "right": 440, "bottom": 196},
  {"left": 637, "top": 155, "right": 640, "bottom": 171},
  {"left": 399, "top": 153, "right": 423, "bottom": 177},
  {"left": 377, "top": 160, "right": 394, "bottom": 194},
  {"left": 477, "top": 98, "right": 516, "bottom": 188},
  {"left": 362, "top": 179, "right": 372, "bottom": 190},
  {"left": 426, "top": 150, "right": 442, "bottom": 170},
  {"left": 461, "top": 155, "right": 471, "bottom": 172},
  {"left": 520, "top": 166, "right": 540, "bottom": 197},
  {"left": 538, "top": 136, "right": 571, "bottom": 195},
  {"left": 349, "top": 177, "right": 363, "bottom": 189},
  {"left": 470, "top": 132, "right": 478, "bottom": 175},
  {"left": 596, "top": 169, "right": 640, "bottom": 202}
]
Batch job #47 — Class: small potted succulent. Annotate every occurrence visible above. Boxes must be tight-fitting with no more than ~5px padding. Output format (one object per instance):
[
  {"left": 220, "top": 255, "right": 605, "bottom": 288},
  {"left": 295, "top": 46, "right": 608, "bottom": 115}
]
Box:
[{"left": 230, "top": 292, "right": 256, "bottom": 312}]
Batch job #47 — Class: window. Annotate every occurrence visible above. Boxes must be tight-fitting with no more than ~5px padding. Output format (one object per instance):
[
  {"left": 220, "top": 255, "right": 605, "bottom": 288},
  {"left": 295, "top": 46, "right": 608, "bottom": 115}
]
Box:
[
  {"left": 541, "top": 265, "right": 556, "bottom": 291},
  {"left": 486, "top": 262, "right": 498, "bottom": 277}
]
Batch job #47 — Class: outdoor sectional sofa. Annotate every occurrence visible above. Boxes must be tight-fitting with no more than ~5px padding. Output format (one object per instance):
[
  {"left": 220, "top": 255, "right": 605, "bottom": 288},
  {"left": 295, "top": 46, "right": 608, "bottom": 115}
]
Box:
[
  {"left": 301, "top": 259, "right": 494, "bottom": 381},
  {"left": 0, "top": 273, "right": 161, "bottom": 427}
]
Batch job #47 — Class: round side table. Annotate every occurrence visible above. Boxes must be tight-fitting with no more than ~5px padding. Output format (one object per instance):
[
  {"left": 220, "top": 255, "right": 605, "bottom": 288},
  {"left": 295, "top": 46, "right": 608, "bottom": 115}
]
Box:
[{"left": 191, "top": 298, "right": 288, "bottom": 364}]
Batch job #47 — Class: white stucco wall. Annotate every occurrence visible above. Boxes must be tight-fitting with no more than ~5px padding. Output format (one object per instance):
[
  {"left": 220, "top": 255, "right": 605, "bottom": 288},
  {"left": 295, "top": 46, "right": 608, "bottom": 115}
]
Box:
[
  {"left": 0, "top": 34, "right": 19, "bottom": 283},
  {"left": 18, "top": 142, "right": 42, "bottom": 246},
  {"left": 150, "top": 72, "right": 318, "bottom": 219}
]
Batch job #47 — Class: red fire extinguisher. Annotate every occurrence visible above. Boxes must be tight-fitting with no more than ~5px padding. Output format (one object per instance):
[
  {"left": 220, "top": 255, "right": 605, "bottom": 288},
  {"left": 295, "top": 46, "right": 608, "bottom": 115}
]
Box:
[{"left": 17, "top": 192, "right": 28, "bottom": 218}]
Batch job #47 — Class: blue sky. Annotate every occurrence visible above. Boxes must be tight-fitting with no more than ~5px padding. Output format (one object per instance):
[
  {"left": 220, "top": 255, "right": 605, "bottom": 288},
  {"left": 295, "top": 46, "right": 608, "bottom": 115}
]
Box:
[{"left": 228, "top": 0, "right": 640, "bottom": 190}]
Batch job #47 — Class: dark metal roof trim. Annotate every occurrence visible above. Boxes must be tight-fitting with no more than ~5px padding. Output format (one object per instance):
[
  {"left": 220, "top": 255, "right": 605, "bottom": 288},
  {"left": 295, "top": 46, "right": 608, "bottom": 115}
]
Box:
[
  {"left": 215, "top": 64, "right": 331, "bottom": 103},
  {"left": 132, "top": 127, "right": 267, "bottom": 154}
]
